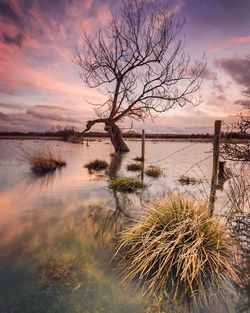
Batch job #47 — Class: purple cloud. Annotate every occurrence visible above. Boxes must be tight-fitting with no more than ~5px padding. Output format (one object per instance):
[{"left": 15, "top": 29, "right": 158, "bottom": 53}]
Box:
[
  {"left": 26, "top": 109, "right": 80, "bottom": 123},
  {"left": 216, "top": 55, "right": 250, "bottom": 87},
  {"left": 0, "top": 112, "right": 11, "bottom": 121},
  {"left": 1, "top": 32, "right": 24, "bottom": 47},
  {"left": 34, "top": 105, "right": 73, "bottom": 111}
]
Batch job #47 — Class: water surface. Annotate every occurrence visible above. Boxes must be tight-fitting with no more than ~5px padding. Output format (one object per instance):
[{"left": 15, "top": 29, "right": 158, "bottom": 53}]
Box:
[{"left": 0, "top": 139, "right": 245, "bottom": 313}]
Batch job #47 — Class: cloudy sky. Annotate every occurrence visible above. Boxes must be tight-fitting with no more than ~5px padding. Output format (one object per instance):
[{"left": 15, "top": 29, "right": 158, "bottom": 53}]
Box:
[{"left": 0, "top": 0, "right": 249, "bottom": 133}]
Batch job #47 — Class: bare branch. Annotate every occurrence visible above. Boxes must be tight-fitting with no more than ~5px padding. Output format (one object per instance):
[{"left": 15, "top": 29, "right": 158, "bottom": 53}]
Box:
[{"left": 75, "top": 0, "right": 206, "bottom": 151}]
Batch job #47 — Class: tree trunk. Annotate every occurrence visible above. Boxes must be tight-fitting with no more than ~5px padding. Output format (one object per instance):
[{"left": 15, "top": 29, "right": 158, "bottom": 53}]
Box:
[{"left": 105, "top": 121, "right": 129, "bottom": 152}]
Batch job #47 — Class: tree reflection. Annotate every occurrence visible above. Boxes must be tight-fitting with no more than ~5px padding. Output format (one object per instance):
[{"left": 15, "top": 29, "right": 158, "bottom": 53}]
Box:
[{"left": 85, "top": 152, "right": 132, "bottom": 243}]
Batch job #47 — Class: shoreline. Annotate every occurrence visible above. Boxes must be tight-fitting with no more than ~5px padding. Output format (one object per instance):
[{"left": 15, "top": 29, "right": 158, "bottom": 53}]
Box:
[{"left": 0, "top": 135, "right": 249, "bottom": 144}]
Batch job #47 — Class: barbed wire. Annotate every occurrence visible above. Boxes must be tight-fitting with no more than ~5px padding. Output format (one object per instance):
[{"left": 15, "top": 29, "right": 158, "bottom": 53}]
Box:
[
  {"left": 182, "top": 155, "right": 212, "bottom": 176},
  {"left": 145, "top": 142, "right": 200, "bottom": 164}
]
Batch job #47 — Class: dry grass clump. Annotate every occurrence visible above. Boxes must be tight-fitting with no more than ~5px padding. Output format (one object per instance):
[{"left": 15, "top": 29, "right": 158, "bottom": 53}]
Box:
[
  {"left": 126, "top": 162, "right": 143, "bottom": 171},
  {"left": 109, "top": 176, "right": 144, "bottom": 193},
  {"left": 145, "top": 165, "right": 162, "bottom": 178},
  {"left": 23, "top": 146, "right": 66, "bottom": 175},
  {"left": 133, "top": 156, "right": 144, "bottom": 162},
  {"left": 178, "top": 175, "right": 202, "bottom": 185},
  {"left": 117, "top": 195, "right": 239, "bottom": 307},
  {"left": 85, "top": 159, "right": 109, "bottom": 171}
]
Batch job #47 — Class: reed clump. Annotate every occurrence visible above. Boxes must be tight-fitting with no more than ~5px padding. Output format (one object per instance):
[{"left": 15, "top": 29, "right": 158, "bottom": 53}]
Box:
[
  {"left": 109, "top": 177, "right": 144, "bottom": 193},
  {"left": 126, "top": 162, "right": 143, "bottom": 171},
  {"left": 23, "top": 146, "right": 66, "bottom": 174},
  {"left": 145, "top": 165, "right": 162, "bottom": 178},
  {"left": 117, "top": 195, "right": 239, "bottom": 307},
  {"left": 178, "top": 175, "right": 202, "bottom": 185},
  {"left": 85, "top": 159, "right": 109, "bottom": 171}
]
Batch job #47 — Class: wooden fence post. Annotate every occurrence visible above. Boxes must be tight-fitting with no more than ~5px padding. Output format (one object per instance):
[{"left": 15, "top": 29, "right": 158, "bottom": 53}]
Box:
[
  {"left": 141, "top": 129, "right": 145, "bottom": 162},
  {"left": 209, "top": 120, "right": 222, "bottom": 215},
  {"left": 141, "top": 129, "right": 145, "bottom": 182}
]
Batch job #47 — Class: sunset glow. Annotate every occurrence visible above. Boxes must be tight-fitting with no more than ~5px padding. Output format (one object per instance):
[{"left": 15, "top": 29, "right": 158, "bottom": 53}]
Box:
[{"left": 0, "top": 0, "right": 249, "bottom": 133}]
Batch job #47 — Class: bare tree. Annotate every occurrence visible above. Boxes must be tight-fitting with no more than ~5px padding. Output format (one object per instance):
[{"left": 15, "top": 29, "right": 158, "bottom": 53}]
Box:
[{"left": 76, "top": 0, "right": 206, "bottom": 152}]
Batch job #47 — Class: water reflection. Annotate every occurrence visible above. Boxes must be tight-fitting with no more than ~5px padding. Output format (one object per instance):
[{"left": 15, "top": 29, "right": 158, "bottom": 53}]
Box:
[
  {"left": 86, "top": 202, "right": 130, "bottom": 244},
  {"left": 83, "top": 152, "right": 133, "bottom": 243},
  {"left": 0, "top": 202, "right": 144, "bottom": 313},
  {"left": 0, "top": 148, "right": 145, "bottom": 313},
  {"left": 24, "top": 168, "right": 64, "bottom": 191},
  {"left": 108, "top": 152, "right": 124, "bottom": 179},
  {"left": 0, "top": 140, "right": 248, "bottom": 313}
]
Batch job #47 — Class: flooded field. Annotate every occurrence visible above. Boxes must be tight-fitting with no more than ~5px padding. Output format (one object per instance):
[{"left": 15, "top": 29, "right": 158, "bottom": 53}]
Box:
[{"left": 0, "top": 139, "right": 247, "bottom": 313}]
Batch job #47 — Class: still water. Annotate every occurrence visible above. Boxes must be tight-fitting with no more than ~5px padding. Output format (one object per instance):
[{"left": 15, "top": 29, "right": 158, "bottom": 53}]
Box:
[{"left": 0, "top": 139, "right": 245, "bottom": 313}]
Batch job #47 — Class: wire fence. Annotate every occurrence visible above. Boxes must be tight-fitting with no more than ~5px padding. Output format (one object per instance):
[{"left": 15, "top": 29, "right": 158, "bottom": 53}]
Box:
[
  {"left": 144, "top": 142, "right": 199, "bottom": 164},
  {"left": 143, "top": 140, "right": 213, "bottom": 185}
]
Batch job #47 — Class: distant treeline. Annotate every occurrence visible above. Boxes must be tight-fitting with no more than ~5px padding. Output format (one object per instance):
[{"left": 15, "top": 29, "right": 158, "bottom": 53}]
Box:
[{"left": 0, "top": 130, "right": 249, "bottom": 140}]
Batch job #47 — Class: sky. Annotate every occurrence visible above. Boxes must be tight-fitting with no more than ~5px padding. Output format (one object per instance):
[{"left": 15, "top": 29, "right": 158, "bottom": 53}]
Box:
[{"left": 0, "top": 0, "right": 249, "bottom": 134}]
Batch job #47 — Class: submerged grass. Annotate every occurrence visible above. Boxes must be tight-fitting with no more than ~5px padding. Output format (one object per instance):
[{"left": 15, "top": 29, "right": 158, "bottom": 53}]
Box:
[
  {"left": 37, "top": 254, "right": 83, "bottom": 290},
  {"left": 145, "top": 165, "right": 162, "bottom": 178},
  {"left": 116, "top": 195, "right": 239, "bottom": 308},
  {"left": 109, "top": 176, "right": 144, "bottom": 193},
  {"left": 178, "top": 175, "right": 202, "bottom": 185},
  {"left": 126, "top": 162, "right": 143, "bottom": 171},
  {"left": 85, "top": 159, "right": 109, "bottom": 171},
  {"left": 23, "top": 146, "right": 66, "bottom": 175}
]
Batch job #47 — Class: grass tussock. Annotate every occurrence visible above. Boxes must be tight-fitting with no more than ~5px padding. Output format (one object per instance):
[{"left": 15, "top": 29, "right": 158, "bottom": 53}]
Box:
[
  {"left": 85, "top": 159, "right": 109, "bottom": 171},
  {"left": 109, "top": 176, "right": 144, "bottom": 193},
  {"left": 145, "top": 165, "right": 162, "bottom": 178},
  {"left": 117, "top": 195, "right": 239, "bottom": 306},
  {"left": 23, "top": 146, "right": 66, "bottom": 174},
  {"left": 133, "top": 156, "right": 144, "bottom": 162},
  {"left": 178, "top": 175, "right": 202, "bottom": 185},
  {"left": 126, "top": 162, "right": 143, "bottom": 171}
]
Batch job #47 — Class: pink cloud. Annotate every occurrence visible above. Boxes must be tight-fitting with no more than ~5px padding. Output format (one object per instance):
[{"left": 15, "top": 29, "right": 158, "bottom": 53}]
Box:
[
  {"left": 210, "top": 34, "right": 250, "bottom": 53},
  {"left": 0, "top": 0, "right": 247, "bottom": 133},
  {"left": 232, "top": 35, "right": 250, "bottom": 44}
]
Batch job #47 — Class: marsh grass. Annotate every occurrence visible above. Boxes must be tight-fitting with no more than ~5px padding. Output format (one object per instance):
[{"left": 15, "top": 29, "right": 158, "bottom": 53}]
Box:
[
  {"left": 116, "top": 195, "right": 239, "bottom": 308},
  {"left": 66, "top": 135, "right": 84, "bottom": 144},
  {"left": 126, "top": 162, "right": 143, "bottom": 171},
  {"left": 85, "top": 159, "right": 109, "bottom": 171},
  {"left": 23, "top": 146, "right": 66, "bottom": 175},
  {"left": 109, "top": 177, "right": 144, "bottom": 193},
  {"left": 145, "top": 165, "right": 162, "bottom": 178},
  {"left": 133, "top": 156, "right": 144, "bottom": 162},
  {"left": 178, "top": 175, "right": 203, "bottom": 185}
]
